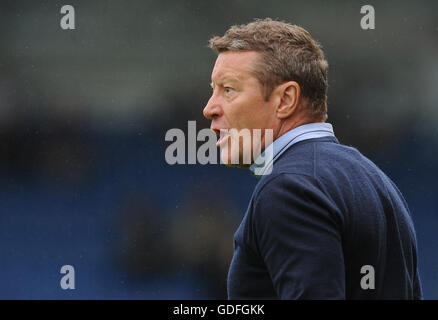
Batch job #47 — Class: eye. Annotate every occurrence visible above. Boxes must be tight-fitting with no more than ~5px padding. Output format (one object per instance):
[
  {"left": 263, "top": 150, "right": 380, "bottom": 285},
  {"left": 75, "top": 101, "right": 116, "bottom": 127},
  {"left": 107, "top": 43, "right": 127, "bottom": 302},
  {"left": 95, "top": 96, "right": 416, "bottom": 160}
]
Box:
[{"left": 224, "top": 87, "right": 234, "bottom": 94}]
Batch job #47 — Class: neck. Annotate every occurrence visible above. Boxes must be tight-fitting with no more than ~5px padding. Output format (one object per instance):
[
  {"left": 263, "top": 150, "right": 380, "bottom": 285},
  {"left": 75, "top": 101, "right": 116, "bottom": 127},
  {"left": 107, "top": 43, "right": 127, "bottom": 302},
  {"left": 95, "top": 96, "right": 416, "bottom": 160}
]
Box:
[{"left": 274, "top": 116, "right": 323, "bottom": 141}]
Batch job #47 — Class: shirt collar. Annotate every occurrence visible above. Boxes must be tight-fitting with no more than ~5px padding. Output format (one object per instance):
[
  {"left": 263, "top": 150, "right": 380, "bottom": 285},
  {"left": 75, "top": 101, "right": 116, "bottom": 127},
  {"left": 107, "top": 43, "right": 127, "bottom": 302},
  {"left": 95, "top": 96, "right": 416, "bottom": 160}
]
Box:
[{"left": 250, "top": 122, "right": 335, "bottom": 177}]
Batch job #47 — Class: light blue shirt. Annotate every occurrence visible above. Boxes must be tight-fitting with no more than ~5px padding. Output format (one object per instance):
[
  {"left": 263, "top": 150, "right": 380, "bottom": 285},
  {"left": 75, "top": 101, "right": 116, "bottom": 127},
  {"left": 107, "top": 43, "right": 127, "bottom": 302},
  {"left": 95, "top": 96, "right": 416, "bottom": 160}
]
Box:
[{"left": 250, "top": 122, "right": 335, "bottom": 176}]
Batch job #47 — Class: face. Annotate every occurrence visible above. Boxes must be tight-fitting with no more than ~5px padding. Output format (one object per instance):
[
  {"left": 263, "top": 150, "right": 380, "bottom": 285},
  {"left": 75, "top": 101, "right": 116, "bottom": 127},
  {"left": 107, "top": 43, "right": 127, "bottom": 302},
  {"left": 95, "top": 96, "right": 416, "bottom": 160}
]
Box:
[{"left": 203, "top": 51, "right": 277, "bottom": 167}]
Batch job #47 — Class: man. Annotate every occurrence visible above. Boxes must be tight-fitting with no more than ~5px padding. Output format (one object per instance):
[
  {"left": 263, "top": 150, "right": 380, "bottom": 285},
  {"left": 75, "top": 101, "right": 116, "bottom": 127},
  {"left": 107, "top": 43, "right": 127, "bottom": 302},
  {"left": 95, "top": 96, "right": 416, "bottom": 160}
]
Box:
[{"left": 203, "top": 18, "right": 422, "bottom": 299}]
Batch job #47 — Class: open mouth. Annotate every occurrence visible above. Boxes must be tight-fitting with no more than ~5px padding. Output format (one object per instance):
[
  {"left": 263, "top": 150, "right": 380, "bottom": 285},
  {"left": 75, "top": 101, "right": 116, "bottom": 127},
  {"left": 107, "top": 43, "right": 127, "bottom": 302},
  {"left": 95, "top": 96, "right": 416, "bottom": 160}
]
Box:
[{"left": 216, "top": 131, "right": 230, "bottom": 147}]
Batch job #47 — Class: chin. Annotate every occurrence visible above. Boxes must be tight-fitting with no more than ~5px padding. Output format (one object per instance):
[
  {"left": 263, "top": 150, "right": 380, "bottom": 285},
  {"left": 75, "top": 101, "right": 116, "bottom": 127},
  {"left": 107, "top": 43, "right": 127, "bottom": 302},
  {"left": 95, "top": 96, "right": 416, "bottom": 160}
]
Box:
[{"left": 220, "top": 151, "right": 252, "bottom": 169}]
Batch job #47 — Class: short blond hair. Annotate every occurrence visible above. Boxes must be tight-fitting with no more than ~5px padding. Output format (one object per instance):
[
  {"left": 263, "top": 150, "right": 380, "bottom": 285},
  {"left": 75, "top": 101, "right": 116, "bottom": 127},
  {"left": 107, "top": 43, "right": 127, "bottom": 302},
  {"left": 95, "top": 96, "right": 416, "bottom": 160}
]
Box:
[{"left": 209, "top": 18, "right": 328, "bottom": 120}]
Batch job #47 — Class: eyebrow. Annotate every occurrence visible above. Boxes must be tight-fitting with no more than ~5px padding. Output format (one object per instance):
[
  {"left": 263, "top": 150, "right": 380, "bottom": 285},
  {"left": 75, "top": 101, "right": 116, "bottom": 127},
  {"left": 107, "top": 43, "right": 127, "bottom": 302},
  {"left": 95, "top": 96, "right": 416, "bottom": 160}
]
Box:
[{"left": 210, "top": 77, "right": 240, "bottom": 88}]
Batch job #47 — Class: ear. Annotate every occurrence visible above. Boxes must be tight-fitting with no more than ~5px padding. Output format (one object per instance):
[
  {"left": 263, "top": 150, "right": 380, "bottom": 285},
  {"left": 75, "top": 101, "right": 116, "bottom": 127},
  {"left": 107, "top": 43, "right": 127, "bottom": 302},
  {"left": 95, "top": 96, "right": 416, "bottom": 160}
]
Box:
[{"left": 274, "top": 81, "right": 301, "bottom": 119}]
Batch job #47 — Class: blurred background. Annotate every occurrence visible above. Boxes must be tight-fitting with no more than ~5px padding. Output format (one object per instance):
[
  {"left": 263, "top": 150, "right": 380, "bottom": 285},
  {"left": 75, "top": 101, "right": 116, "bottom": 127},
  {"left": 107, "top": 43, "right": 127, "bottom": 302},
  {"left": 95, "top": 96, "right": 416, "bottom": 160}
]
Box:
[{"left": 0, "top": 0, "right": 437, "bottom": 299}]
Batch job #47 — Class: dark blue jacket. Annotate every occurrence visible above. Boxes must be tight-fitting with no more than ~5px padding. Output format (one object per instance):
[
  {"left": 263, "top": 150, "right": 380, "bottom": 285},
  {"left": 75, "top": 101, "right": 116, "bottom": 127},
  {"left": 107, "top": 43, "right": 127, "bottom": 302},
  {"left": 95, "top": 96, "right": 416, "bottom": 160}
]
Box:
[{"left": 228, "top": 136, "right": 422, "bottom": 299}]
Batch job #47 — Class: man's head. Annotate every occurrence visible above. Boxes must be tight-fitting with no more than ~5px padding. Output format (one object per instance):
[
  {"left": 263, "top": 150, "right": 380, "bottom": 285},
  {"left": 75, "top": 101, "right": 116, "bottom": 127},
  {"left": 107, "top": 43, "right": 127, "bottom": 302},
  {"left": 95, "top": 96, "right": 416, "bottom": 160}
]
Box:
[{"left": 203, "top": 18, "right": 328, "bottom": 167}]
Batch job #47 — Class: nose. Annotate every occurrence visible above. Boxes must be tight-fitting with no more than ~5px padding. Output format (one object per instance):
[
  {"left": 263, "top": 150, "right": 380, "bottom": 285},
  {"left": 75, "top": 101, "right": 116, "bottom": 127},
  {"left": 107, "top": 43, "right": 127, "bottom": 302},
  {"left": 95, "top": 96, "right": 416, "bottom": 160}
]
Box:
[{"left": 203, "top": 94, "right": 222, "bottom": 120}]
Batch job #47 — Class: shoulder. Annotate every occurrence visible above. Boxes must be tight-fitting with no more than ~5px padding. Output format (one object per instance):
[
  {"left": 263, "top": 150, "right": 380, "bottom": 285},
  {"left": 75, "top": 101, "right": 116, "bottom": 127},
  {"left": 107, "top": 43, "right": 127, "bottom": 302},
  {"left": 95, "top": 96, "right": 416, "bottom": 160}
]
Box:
[
  {"left": 269, "top": 137, "right": 384, "bottom": 190},
  {"left": 254, "top": 172, "right": 316, "bottom": 204},
  {"left": 265, "top": 137, "right": 365, "bottom": 180},
  {"left": 247, "top": 172, "right": 344, "bottom": 258},
  {"left": 251, "top": 172, "right": 342, "bottom": 227}
]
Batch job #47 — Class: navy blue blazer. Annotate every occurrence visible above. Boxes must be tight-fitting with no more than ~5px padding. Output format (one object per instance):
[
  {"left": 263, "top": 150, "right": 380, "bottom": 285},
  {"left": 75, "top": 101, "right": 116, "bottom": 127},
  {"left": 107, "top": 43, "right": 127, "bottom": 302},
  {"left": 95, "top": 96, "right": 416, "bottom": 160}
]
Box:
[{"left": 228, "top": 136, "right": 422, "bottom": 299}]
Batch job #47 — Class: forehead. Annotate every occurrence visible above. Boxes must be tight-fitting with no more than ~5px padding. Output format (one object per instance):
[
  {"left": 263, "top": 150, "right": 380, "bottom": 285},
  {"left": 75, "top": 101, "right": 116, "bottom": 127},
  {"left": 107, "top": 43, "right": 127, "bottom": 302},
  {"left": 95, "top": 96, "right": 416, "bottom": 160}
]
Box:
[{"left": 211, "top": 50, "right": 260, "bottom": 82}]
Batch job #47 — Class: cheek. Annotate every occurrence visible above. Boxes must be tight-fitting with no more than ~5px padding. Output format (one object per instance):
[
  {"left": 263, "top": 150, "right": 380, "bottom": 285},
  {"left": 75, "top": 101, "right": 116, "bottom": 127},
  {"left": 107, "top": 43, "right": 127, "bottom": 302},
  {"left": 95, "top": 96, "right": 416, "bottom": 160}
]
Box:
[{"left": 226, "top": 95, "right": 268, "bottom": 129}]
